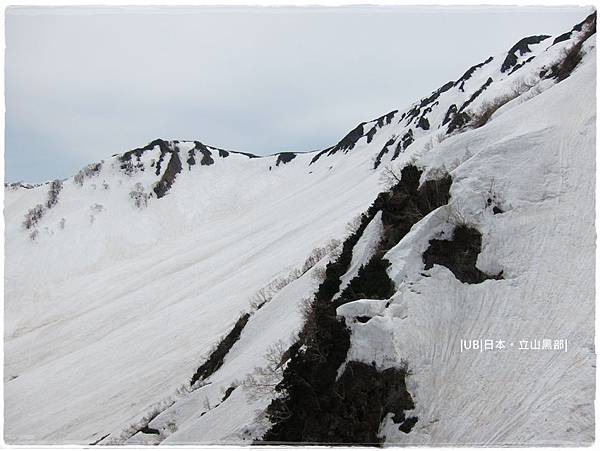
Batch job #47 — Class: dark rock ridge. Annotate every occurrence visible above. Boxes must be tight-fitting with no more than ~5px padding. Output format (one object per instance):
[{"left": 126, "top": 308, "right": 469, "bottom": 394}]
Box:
[
  {"left": 543, "top": 12, "right": 596, "bottom": 82},
  {"left": 391, "top": 129, "right": 414, "bottom": 160},
  {"left": 193, "top": 141, "right": 215, "bottom": 166},
  {"left": 275, "top": 152, "right": 297, "bottom": 166},
  {"left": 373, "top": 137, "right": 397, "bottom": 169},
  {"left": 552, "top": 11, "right": 597, "bottom": 46},
  {"left": 456, "top": 56, "right": 494, "bottom": 91},
  {"left": 445, "top": 77, "right": 493, "bottom": 134},
  {"left": 500, "top": 35, "right": 551, "bottom": 73},
  {"left": 508, "top": 55, "right": 535, "bottom": 75}
]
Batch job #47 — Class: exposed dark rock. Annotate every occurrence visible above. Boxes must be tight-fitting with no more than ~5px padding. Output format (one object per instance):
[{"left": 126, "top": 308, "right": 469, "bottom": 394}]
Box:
[
  {"left": 373, "top": 138, "right": 397, "bottom": 169},
  {"left": 399, "top": 416, "right": 419, "bottom": 433},
  {"left": 355, "top": 316, "right": 372, "bottom": 323},
  {"left": 328, "top": 123, "right": 366, "bottom": 155},
  {"left": 230, "top": 150, "right": 260, "bottom": 159},
  {"left": 445, "top": 77, "right": 493, "bottom": 134},
  {"left": 417, "top": 116, "right": 430, "bottom": 130},
  {"left": 574, "top": 11, "right": 596, "bottom": 32},
  {"left": 153, "top": 150, "right": 183, "bottom": 199},
  {"left": 391, "top": 130, "right": 414, "bottom": 160},
  {"left": 442, "top": 104, "right": 458, "bottom": 126},
  {"left": 187, "top": 149, "right": 196, "bottom": 168},
  {"left": 374, "top": 110, "right": 398, "bottom": 127},
  {"left": 222, "top": 386, "right": 237, "bottom": 402},
  {"left": 309, "top": 147, "right": 334, "bottom": 165},
  {"left": 194, "top": 141, "right": 215, "bottom": 166},
  {"left": 423, "top": 225, "right": 503, "bottom": 284},
  {"left": 552, "top": 31, "right": 572, "bottom": 46},
  {"left": 139, "top": 426, "right": 160, "bottom": 435},
  {"left": 276, "top": 152, "right": 297, "bottom": 166},
  {"left": 339, "top": 258, "right": 395, "bottom": 302},
  {"left": 121, "top": 138, "right": 170, "bottom": 163},
  {"left": 404, "top": 81, "right": 454, "bottom": 126},
  {"left": 501, "top": 35, "right": 551, "bottom": 73},
  {"left": 545, "top": 12, "right": 596, "bottom": 82},
  {"left": 218, "top": 149, "right": 229, "bottom": 158},
  {"left": 446, "top": 111, "right": 471, "bottom": 134},
  {"left": 492, "top": 206, "right": 503, "bottom": 215},
  {"left": 459, "top": 77, "right": 493, "bottom": 113},
  {"left": 508, "top": 55, "right": 535, "bottom": 75},
  {"left": 190, "top": 313, "right": 251, "bottom": 386},
  {"left": 551, "top": 10, "right": 597, "bottom": 47},
  {"left": 366, "top": 125, "right": 378, "bottom": 143},
  {"left": 89, "top": 433, "right": 110, "bottom": 446},
  {"left": 456, "top": 56, "right": 494, "bottom": 91}
]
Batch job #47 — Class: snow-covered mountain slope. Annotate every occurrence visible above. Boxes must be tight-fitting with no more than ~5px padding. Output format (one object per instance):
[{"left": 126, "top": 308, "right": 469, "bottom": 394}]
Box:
[{"left": 4, "top": 12, "right": 596, "bottom": 445}]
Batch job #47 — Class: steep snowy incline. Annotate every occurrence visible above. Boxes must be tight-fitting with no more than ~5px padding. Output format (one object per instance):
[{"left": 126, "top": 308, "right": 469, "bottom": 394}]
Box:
[
  {"left": 345, "top": 37, "right": 596, "bottom": 446},
  {"left": 4, "top": 143, "right": 387, "bottom": 443},
  {"left": 3, "top": 12, "right": 596, "bottom": 445}
]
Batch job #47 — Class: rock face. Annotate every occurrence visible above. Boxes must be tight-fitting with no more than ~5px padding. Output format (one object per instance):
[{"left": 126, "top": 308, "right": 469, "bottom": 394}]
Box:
[{"left": 3, "top": 12, "right": 596, "bottom": 447}]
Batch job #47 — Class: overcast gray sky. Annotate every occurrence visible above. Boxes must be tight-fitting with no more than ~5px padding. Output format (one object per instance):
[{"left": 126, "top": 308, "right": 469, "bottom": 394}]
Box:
[{"left": 5, "top": 5, "right": 590, "bottom": 183}]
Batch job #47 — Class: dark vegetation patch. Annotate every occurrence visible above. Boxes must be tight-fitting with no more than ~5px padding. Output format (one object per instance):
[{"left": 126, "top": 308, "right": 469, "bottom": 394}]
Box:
[
  {"left": 46, "top": 179, "right": 63, "bottom": 209},
  {"left": 373, "top": 138, "right": 397, "bottom": 169},
  {"left": 153, "top": 150, "right": 183, "bottom": 199},
  {"left": 422, "top": 225, "right": 503, "bottom": 284},
  {"left": 544, "top": 12, "right": 596, "bottom": 82},
  {"left": 23, "top": 180, "right": 64, "bottom": 232},
  {"left": 190, "top": 313, "right": 251, "bottom": 386},
  {"left": 74, "top": 162, "right": 102, "bottom": 186},
  {"left": 276, "top": 152, "right": 297, "bottom": 166},
  {"left": 262, "top": 165, "right": 452, "bottom": 445},
  {"left": 456, "top": 56, "right": 494, "bottom": 91},
  {"left": 500, "top": 35, "right": 551, "bottom": 73},
  {"left": 339, "top": 258, "right": 395, "bottom": 302}
]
